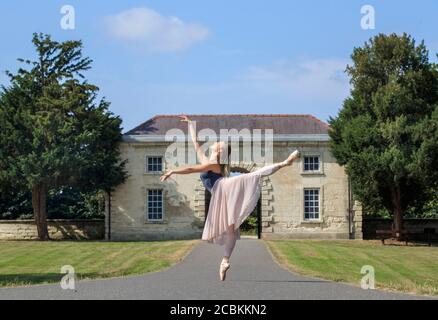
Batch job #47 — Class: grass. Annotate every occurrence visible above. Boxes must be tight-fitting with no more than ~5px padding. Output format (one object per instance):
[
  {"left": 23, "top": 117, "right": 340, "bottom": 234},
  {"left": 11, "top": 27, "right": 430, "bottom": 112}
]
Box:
[
  {"left": 0, "top": 240, "right": 198, "bottom": 287},
  {"left": 265, "top": 240, "right": 438, "bottom": 296},
  {"left": 240, "top": 229, "right": 257, "bottom": 236}
]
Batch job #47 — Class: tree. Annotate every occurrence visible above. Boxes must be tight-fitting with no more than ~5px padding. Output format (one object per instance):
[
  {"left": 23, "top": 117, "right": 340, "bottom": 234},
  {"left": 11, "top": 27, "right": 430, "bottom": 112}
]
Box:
[
  {"left": 0, "top": 33, "right": 127, "bottom": 240},
  {"left": 329, "top": 33, "right": 438, "bottom": 238},
  {"left": 0, "top": 187, "right": 106, "bottom": 220}
]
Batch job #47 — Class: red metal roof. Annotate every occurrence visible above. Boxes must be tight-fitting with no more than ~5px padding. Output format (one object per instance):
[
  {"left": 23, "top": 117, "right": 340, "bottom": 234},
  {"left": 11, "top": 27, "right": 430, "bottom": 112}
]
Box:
[{"left": 125, "top": 114, "right": 329, "bottom": 135}]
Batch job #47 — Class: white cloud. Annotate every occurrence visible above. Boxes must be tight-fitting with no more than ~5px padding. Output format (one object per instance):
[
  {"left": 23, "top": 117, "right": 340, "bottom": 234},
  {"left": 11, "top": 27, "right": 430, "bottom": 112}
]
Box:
[
  {"left": 241, "top": 58, "right": 350, "bottom": 102},
  {"left": 104, "top": 7, "right": 209, "bottom": 52}
]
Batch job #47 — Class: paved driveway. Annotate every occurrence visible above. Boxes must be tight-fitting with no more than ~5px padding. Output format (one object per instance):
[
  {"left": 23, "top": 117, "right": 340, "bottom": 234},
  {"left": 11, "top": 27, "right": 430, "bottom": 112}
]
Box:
[{"left": 0, "top": 239, "right": 431, "bottom": 300}]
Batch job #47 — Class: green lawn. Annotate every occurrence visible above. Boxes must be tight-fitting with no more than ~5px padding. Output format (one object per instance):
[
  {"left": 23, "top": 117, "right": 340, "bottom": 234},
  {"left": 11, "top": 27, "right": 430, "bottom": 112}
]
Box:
[
  {"left": 266, "top": 240, "right": 438, "bottom": 296},
  {"left": 0, "top": 240, "right": 198, "bottom": 287}
]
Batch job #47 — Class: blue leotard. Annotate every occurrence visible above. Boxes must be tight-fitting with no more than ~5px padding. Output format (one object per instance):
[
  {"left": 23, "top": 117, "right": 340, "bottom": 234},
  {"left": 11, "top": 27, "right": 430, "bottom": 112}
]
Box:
[{"left": 200, "top": 171, "right": 223, "bottom": 192}]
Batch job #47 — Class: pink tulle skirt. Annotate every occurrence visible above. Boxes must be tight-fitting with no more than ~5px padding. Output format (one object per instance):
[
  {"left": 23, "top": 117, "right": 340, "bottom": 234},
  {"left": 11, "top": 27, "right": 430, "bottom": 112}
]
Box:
[{"left": 201, "top": 164, "right": 280, "bottom": 245}]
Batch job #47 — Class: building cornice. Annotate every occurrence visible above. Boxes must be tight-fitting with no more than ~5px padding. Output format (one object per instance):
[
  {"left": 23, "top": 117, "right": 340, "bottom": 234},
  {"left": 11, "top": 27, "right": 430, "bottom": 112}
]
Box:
[{"left": 122, "top": 134, "right": 330, "bottom": 143}]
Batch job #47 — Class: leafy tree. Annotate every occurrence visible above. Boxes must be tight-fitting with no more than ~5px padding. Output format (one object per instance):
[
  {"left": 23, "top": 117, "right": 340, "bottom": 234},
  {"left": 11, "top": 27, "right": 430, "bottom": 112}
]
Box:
[
  {"left": 420, "top": 195, "right": 438, "bottom": 218},
  {"left": 329, "top": 33, "right": 438, "bottom": 238},
  {"left": 0, "top": 33, "right": 127, "bottom": 240},
  {"left": 47, "top": 187, "right": 105, "bottom": 220},
  {"left": 0, "top": 188, "right": 33, "bottom": 220},
  {"left": 0, "top": 187, "right": 105, "bottom": 220}
]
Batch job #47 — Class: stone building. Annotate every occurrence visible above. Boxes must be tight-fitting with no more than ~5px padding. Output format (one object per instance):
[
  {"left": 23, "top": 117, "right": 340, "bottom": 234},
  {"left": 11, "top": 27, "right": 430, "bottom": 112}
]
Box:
[{"left": 106, "top": 114, "right": 362, "bottom": 241}]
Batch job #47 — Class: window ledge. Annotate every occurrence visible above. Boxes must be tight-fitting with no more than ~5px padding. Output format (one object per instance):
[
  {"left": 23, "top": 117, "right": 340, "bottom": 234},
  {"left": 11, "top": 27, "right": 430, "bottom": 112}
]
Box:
[
  {"left": 145, "top": 220, "right": 167, "bottom": 224},
  {"left": 300, "top": 172, "right": 324, "bottom": 176},
  {"left": 301, "top": 220, "right": 323, "bottom": 224},
  {"left": 144, "top": 172, "right": 163, "bottom": 175}
]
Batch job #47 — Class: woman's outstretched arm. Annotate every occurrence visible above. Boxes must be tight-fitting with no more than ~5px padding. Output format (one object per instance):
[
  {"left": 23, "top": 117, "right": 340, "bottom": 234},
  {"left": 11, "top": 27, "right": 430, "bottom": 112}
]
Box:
[
  {"left": 160, "top": 162, "right": 218, "bottom": 182},
  {"left": 179, "top": 115, "right": 208, "bottom": 164}
]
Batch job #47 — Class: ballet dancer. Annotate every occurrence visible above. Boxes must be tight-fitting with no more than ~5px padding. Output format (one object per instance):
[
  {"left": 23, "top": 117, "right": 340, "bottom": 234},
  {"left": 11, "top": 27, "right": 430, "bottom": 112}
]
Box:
[{"left": 160, "top": 116, "right": 300, "bottom": 281}]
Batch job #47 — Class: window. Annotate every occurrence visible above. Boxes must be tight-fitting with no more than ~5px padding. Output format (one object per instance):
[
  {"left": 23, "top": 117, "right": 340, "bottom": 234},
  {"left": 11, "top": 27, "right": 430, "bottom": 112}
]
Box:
[
  {"left": 147, "top": 189, "right": 163, "bottom": 221},
  {"left": 146, "top": 156, "right": 163, "bottom": 173},
  {"left": 303, "top": 156, "right": 320, "bottom": 172},
  {"left": 304, "top": 188, "right": 320, "bottom": 220}
]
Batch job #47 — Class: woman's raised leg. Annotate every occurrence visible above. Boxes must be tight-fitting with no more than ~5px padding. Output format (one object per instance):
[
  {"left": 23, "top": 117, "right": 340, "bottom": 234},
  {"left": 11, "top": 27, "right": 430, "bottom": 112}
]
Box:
[{"left": 249, "top": 149, "right": 301, "bottom": 177}]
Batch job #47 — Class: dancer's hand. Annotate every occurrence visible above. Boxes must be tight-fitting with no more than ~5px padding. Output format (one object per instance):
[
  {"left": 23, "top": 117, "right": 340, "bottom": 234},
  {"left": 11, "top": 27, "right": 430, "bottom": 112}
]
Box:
[
  {"left": 179, "top": 115, "right": 191, "bottom": 123},
  {"left": 160, "top": 171, "right": 172, "bottom": 182}
]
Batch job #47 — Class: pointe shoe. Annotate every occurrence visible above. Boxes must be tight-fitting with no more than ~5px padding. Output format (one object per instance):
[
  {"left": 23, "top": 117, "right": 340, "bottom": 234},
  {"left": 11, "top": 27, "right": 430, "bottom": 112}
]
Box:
[
  {"left": 219, "top": 261, "right": 230, "bottom": 281},
  {"left": 283, "top": 150, "right": 301, "bottom": 166}
]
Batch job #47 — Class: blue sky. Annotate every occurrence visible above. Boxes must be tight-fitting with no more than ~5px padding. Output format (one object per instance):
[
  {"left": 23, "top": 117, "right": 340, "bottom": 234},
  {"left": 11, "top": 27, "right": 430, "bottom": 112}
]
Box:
[{"left": 1, "top": 0, "right": 437, "bottom": 132}]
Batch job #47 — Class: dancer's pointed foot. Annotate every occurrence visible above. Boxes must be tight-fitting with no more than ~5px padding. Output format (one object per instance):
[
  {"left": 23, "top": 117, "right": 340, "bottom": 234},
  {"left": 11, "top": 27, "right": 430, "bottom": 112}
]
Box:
[
  {"left": 283, "top": 150, "right": 301, "bottom": 166},
  {"left": 219, "top": 261, "right": 231, "bottom": 281}
]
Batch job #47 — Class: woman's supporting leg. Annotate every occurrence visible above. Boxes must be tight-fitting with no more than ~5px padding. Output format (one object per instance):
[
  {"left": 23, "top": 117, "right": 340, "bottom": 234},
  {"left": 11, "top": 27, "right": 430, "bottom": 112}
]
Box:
[
  {"left": 223, "top": 224, "right": 238, "bottom": 261},
  {"left": 220, "top": 225, "right": 236, "bottom": 281}
]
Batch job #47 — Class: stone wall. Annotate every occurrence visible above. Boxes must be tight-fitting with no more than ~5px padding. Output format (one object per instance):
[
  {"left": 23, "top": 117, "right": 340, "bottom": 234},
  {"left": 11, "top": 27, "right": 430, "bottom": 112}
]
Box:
[
  {"left": 260, "top": 142, "right": 352, "bottom": 240},
  {"left": 0, "top": 220, "right": 104, "bottom": 240},
  {"left": 363, "top": 218, "right": 438, "bottom": 240},
  {"left": 108, "top": 142, "right": 203, "bottom": 241},
  {"left": 352, "top": 201, "right": 363, "bottom": 240}
]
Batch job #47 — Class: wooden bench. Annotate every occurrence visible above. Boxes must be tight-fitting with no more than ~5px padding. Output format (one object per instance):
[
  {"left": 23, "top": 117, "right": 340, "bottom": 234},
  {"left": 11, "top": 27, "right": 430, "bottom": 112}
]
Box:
[
  {"left": 424, "top": 228, "right": 436, "bottom": 247},
  {"left": 376, "top": 227, "right": 436, "bottom": 246},
  {"left": 376, "top": 229, "right": 410, "bottom": 245}
]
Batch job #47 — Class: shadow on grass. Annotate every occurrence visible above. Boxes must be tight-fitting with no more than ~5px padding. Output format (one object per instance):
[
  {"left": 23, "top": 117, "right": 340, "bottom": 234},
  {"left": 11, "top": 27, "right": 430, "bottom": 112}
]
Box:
[
  {"left": 0, "top": 273, "right": 100, "bottom": 288},
  {"left": 377, "top": 241, "right": 438, "bottom": 247}
]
